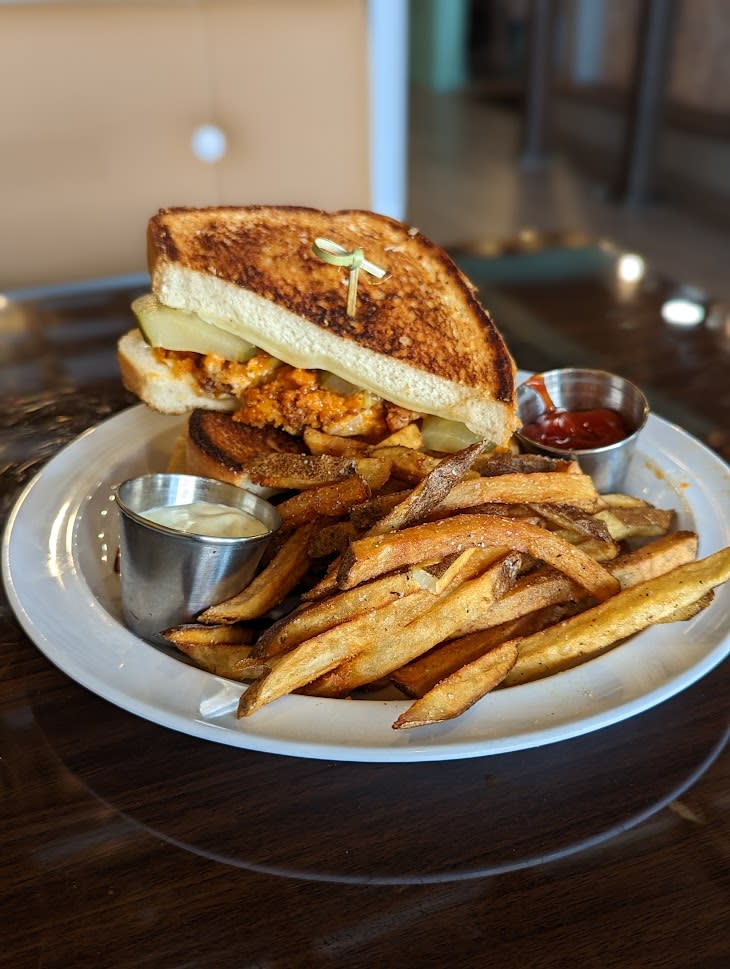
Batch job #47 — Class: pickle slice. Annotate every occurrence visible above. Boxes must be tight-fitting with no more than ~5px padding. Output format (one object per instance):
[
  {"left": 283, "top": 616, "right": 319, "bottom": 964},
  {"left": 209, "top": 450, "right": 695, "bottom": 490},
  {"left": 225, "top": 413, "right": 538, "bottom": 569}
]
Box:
[{"left": 132, "top": 294, "right": 257, "bottom": 361}]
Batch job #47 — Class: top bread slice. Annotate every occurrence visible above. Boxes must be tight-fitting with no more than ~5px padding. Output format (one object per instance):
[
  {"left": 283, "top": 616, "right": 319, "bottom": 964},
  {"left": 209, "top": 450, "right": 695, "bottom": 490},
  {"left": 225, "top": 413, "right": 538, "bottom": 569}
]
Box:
[{"left": 145, "top": 205, "right": 518, "bottom": 444}]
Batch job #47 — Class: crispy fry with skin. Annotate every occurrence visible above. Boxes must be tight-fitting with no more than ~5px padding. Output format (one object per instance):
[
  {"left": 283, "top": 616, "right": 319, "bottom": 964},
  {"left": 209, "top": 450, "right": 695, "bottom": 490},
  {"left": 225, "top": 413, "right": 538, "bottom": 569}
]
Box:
[
  {"left": 352, "top": 457, "right": 392, "bottom": 491},
  {"left": 528, "top": 503, "right": 613, "bottom": 544},
  {"left": 162, "top": 623, "right": 253, "bottom": 646},
  {"left": 303, "top": 427, "right": 368, "bottom": 456},
  {"left": 239, "top": 548, "right": 501, "bottom": 714},
  {"left": 245, "top": 453, "right": 358, "bottom": 489},
  {"left": 307, "top": 521, "right": 358, "bottom": 558},
  {"left": 198, "top": 523, "right": 315, "bottom": 624},
  {"left": 609, "top": 531, "right": 698, "bottom": 586},
  {"left": 434, "top": 472, "right": 600, "bottom": 512},
  {"left": 255, "top": 568, "right": 436, "bottom": 659},
  {"left": 595, "top": 505, "right": 675, "bottom": 541},
  {"left": 391, "top": 604, "right": 577, "bottom": 698},
  {"left": 503, "top": 547, "right": 730, "bottom": 686},
  {"left": 388, "top": 529, "right": 701, "bottom": 696},
  {"left": 337, "top": 513, "right": 620, "bottom": 601},
  {"left": 368, "top": 440, "right": 494, "bottom": 536},
  {"left": 474, "top": 453, "right": 579, "bottom": 476},
  {"left": 392, "top": 642, "right": 519, "bottom": 729},
  {"left": 307, "top": 552, "right": 522, "bottom": 697},
  {"left": 238, "top": 587, "right": 454, "bottom": 717},
  {"left": 373, "top": 423, "right": 424, "bottom": 450},
  {"left": 368, "top": 445, "right": 442, "bottom": 483},
  {"left": 275, "top": 475, "right": 371, "bottom": 530},
  {"left": 161, "top": 625, "right": 258, "bottom": 681}
]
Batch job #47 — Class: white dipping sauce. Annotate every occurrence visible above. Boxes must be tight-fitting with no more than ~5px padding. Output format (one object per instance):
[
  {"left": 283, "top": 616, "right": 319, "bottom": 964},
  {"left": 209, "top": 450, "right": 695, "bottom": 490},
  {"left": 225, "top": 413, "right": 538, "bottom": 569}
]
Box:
[{"left": 141, "top": 501, "right": 269, "bottom": 538}]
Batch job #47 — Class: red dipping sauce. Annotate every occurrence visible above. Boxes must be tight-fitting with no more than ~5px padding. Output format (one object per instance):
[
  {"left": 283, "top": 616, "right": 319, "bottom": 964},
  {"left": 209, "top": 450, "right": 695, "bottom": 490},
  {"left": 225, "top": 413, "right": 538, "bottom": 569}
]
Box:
[
  {"left": 521, "top": 408, "right": 630, "bottom": 450},
  {"left": 521, "top": 374, "right": 631, "bottom": 450}
]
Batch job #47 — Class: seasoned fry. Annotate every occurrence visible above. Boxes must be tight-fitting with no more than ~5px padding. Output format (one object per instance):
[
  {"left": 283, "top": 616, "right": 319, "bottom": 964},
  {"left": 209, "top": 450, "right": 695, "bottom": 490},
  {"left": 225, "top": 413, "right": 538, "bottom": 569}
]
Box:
[
  {"left": 391, "top": 605, "right": 576, "bottom": 698},
  {"left": 245, "top": 452, "right": 358, "bottom": 489},
  {"left": 349, "top": 491, "right": 410, "bottom": 531},
  {"left": 255, "top": 567, "right": 436, "bottom": 659},
  {"left": 392, "top": 642, "right": 519, "bottom": 729},
  {"left": 238, "top": 586, "right": 453, "bottom": 717},
  {"left": 162, "top": 623, "right": 253, "bottom": 646},
  {"left": 337, "top": 513, "right": 620, "bottom": 601},
  {"left": 368, "top": 440, "right": 493, "bottom": 536},
  {"left": 307, "top": 520, "right": 358, "bottom": 558},
  {"left": 373, "top": 423, "right": 424, "bottom": 450},
  {"left": 595, "top": 505, "right": 675, "bottom": 541},
  {"left": 504, "top": 547, "right": 730, "bottom": 686},
  {"left": 434, "top": 471, "right": 600, "bottom": 512},
  {"left": 198, "top": 523, "right": 315, "bottom": 623},
  {"left": 308, "top": 552, "right": 523, "bottom": 697},
  {"left": 388, "top": 530, "right": 702, "bottom": 696},
  {"left": 475, "top": 453, "right": 579, "bottom": 476},
  {"left": 368, "top": 445, "right": 442, "bottom": 483},
  {"left": 240, "top": 548, "right": 502, "bottom": 714},
  {"left": 162, "top": 625, "right": 259, "bottom": 681},
  {"left": 275, "top": 474, "right": 371, "bottom": 529},
  {"left": 609, "top": 531, "right": 698, "bottom": 587},
  {"left": 528, "top": 503, "right": 613, "bottom": 543},
  {"left": 303, "top": 427, "right": 368, "bottom": 456},
  {"left": 353, "top": 456, "right": 393, "bottom": 491}
]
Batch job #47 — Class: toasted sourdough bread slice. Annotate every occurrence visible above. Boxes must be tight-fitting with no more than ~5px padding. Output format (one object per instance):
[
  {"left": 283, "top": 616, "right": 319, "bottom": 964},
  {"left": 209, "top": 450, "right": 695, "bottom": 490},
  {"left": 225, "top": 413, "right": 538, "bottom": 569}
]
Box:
[
  {"left": 118, "top": 329, "right": 238, "bottom": 414},
  {"left": 145, "top": 205, "right": 518, "bottom": 444},
  {"left": 186, "top": 409, "right": 304, "bottom": 488}
]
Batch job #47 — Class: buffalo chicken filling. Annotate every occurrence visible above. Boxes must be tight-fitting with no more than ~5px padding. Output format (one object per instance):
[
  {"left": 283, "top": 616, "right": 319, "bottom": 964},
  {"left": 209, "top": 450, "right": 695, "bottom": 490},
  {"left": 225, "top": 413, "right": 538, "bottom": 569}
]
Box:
[{"left": 155, "top": 347, "right": 417, "bottom": 438}]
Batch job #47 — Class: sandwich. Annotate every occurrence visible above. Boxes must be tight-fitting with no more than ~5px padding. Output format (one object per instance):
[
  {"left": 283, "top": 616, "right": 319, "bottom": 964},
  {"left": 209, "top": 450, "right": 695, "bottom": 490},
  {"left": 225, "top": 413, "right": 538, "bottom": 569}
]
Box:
[{"left": 118, "top": 205, "right": 518, "bottom": 479}]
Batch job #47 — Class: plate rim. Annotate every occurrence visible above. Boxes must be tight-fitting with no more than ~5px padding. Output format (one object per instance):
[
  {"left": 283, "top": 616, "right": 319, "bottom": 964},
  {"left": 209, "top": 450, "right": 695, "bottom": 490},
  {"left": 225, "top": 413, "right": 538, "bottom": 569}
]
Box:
[{"left": 3, "top": 397, "right": 730, "bottom": 763}]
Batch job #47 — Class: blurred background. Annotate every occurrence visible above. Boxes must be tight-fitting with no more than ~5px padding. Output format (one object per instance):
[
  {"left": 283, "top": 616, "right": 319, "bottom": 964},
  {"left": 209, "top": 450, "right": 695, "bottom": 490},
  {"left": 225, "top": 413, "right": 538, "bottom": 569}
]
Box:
[{"left": 1, "top": 0, "right": 728, "bottom": 299}]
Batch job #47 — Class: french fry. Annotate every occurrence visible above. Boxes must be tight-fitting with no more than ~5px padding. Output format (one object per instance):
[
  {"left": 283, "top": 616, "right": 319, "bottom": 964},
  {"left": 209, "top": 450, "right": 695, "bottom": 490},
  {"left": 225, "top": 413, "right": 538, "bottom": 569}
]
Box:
[
  {"left": 162, "top": 623, "right": 253, "bottom": 646},
  {"left": 475, "top": 453, "right": 579, "bottom": 476},
  {"left": 307, "top": 552, "right": 523, "bottom": 697},
  {"left": 275, "top": 474, "right": 371, "bottom": 529},
  {"left": 161, "top": 624, "right": 259, "bottom": 681},
  {"left": 367, "top": 440, "right": 493, "bottom": 536},
  {"left": 390, "top": 548, "right": 730, "bottom": 725},
  {"left": 307, "top": 520, "right": 358, "bottom": 558},
  {"left": 337, "top": 513, "right": 620, "bottom": 601},
  {"left": 255, "top": 567, "right": 438, "bottom": 659},
  {"left": 353, "top": 456, "right": 393, "bottom": 491},
  {"left": 373, "top": 423, "right": 424, "bottom": 450},
  {"left": 390, "top": 604, "right": 577, "bottom": 698},
  {"left": 528, "top": 503, "right": 613, "bottom": 544},
  {"left": 198, "top": 523, "right": 315, "bottom": 623},
  {"left": 595, "top": 505, "right": 675, "bottom": 541},
  {"left": 392, "top": 642, "right": 519, "bottom": 729},
  {"left": 239, "top": 548, "right": 501, "bottom": 714},
  {"left": 609, "top": 531, "right": 698, "bottom": 587},
  {"left": 504, "top": 547, "right": 730, "bottom": 686},
  {"left": 388, "top": 530, "right": 702, "bottom": 696},
  {"left": 368, "top": 445, "right": 442, "bottom": 483},
  {"left": 244, "top": 453, "right": 358, "bottom": 489},
  {"left": 303, "top": 427, "right": 368, "bottom": 456},
  {"left": 434, "top": 471, "right": 600, "bottom": 512},
  {"left": 237, "top": 586, "right": 454, "bottom": 717}
]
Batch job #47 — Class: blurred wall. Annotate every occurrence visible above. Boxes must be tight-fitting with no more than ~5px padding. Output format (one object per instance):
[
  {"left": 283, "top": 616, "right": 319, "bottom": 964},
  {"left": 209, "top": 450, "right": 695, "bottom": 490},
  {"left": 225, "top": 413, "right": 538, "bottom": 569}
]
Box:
[{"left": 0, "top": 0, "right": 377, "bottom": 289}]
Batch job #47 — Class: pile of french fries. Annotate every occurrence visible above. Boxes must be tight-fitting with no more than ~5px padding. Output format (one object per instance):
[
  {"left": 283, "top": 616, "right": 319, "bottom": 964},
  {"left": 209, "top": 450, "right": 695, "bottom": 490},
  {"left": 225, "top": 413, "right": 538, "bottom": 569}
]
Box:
[{"left": 162, "top": 423, "right": 730, "bottom": 729}]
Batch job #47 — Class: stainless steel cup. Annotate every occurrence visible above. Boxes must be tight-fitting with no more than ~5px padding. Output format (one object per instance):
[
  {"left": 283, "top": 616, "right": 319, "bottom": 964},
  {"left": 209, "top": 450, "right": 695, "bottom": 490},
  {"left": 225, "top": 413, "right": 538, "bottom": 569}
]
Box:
[
  {"left": 115, "top": 473, "right": 280, "bottom": 643},
  {"left": 515, "top": 368, "right": 650, "bottom": 492}
]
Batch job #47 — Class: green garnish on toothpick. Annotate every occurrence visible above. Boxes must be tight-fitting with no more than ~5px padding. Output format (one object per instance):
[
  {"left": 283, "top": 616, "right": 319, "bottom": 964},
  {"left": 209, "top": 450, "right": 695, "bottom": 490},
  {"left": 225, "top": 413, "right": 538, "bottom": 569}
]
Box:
[{"left": 312, "top": 237, "right": 386, "bottom": 317}]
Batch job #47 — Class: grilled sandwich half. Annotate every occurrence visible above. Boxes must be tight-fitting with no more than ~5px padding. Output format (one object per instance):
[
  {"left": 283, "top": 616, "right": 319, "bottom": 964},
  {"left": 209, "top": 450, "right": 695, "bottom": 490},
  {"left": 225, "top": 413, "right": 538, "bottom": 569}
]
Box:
[{"left": 118, "top": 205, "right": 518, "bottom": 460}]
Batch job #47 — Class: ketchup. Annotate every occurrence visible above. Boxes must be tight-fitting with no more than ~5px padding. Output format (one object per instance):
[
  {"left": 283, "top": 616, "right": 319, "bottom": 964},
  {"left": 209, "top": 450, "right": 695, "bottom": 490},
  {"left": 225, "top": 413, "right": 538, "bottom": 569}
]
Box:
[{"left": 521, "top": 374, "right": 630, "bottom": 450}]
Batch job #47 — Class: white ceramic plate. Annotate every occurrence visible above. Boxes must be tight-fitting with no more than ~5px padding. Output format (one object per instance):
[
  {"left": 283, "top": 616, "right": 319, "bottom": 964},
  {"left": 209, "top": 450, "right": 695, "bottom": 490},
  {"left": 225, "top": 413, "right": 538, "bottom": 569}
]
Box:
[{"left": 3, "top": 401, "right": 729, "bottom": 762}]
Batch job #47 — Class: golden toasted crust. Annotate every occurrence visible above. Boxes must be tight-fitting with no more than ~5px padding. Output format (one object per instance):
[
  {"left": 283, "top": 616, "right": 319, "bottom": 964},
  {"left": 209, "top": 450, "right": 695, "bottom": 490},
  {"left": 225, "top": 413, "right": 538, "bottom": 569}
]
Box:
[
  {"left": 186, "top": 409, "right": 304, "bottom": 486},
  {"left": 148, "top": 206, "right": 516, "bottom": 405}
]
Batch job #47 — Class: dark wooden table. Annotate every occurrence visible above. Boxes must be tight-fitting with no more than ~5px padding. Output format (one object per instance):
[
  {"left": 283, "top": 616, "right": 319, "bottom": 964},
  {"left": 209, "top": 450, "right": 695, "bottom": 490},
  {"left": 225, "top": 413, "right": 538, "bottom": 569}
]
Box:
[{"left": 2, "top": 240, "right": 728, "bottom": 969}]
